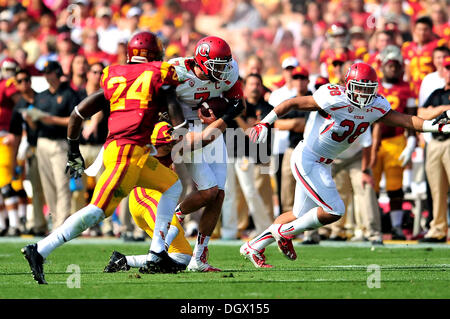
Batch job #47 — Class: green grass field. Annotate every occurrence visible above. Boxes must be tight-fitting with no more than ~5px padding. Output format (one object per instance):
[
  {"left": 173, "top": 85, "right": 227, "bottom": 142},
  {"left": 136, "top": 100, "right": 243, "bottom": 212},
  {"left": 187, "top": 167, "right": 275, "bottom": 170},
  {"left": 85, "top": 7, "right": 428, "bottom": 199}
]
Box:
[{"left": 1, "top": 237, "right": 449, "bottom": 299}]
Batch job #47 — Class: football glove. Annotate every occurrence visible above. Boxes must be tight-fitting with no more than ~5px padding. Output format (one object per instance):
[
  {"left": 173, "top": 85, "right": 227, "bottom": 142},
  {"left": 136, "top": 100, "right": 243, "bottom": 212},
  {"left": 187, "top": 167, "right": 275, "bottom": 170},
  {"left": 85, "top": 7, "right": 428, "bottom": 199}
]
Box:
[
  {"left": 432, "top": 110, "right": 450, "bottom": 125},
  {"left": 221, "top": 99, "right": 244, "bottom": 126},
  {"left": 66, "top": 138, "right": 85, "bottom": 179},
  {"left": 249, "top": 122, "right": 270, "bottom": 144}
]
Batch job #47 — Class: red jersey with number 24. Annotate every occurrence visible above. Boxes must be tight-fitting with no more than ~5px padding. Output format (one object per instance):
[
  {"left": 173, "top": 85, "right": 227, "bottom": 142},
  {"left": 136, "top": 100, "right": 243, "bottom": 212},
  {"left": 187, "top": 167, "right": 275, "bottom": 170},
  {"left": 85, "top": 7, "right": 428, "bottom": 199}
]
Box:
[
  {"left": 101, "top": 61, "right": 179, "bottom": 146},
  {"left": 306, "top": 83, "right": 391, "bottom": 159}
]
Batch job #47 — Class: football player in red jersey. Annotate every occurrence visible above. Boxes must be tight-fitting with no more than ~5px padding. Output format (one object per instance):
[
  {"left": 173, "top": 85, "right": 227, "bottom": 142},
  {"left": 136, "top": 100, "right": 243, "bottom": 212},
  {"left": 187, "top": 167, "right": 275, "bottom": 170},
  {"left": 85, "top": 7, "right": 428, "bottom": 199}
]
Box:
[
  {"left": 21, "top": 32, "right": 187, "bottom": 284},
  {"left": 372, "top": 45, "right": 417, "bottom": 240},
  {"left": 0, "top": 58, "right": 22, "bottom": 236},
  {"left": 402, "top": 16, "right": 441, "bottom": 96},
  {"left": 240, "top": 62, "right": 450, "bottom": 267}
]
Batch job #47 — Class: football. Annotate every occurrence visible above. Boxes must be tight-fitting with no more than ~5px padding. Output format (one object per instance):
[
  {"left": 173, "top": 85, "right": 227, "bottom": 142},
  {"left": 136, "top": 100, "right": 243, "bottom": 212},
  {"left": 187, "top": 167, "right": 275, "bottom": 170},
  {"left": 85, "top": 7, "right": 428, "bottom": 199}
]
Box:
[{"left": 199, "top": 97, "right": 229, "bottom": 118}]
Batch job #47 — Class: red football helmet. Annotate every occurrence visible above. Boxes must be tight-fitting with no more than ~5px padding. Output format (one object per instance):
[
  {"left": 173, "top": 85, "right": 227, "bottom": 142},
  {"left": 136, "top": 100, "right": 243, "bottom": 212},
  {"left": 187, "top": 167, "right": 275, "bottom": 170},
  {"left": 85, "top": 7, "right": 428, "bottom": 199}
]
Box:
[
  {"left": 127, "top": 31, "right": 164, "bottom": 63},
  {"left": 194, "top": 36, "right": 233, "bottom": 82},
  {"left": 344, "top": 62, "right": 378, "bottom": 108},
  {"left": 151, "top": 121, "right": 174, "bottom": 146},
  {"left": 0, "top": 57, "right": 18, "bottom": 79}
]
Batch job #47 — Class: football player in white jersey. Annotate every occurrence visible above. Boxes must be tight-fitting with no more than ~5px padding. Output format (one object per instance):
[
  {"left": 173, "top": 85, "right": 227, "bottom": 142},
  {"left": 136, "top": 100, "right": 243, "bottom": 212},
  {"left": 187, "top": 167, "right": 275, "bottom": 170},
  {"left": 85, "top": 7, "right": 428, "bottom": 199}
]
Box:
[
  {"left": 240, "top": 62, "right": 450, "bottom": 268},
  {"left": 168, "top": 36, "right": 244, "bottom": 272}
]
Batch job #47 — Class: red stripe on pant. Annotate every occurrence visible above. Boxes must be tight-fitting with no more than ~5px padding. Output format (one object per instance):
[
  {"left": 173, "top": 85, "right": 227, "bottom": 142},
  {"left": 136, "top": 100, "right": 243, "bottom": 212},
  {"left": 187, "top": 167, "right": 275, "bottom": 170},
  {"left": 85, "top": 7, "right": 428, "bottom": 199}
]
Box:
[
  {"left": 137, "top": 187, "right": 158, "bottom": 221},
  {"left": 101, "top": 145, "right": 134, "bottom": 211},
  {"left": 294, "top": 163, "right": 333, "bottom": 211},
  {"left": 94, "top": 145, "right": 134, "bottom": 210}
]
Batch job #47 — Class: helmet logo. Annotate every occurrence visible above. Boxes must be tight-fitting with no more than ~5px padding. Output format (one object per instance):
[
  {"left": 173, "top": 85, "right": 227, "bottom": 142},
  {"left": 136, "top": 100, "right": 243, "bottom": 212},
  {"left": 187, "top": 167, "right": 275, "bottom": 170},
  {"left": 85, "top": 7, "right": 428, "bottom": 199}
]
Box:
[
  {"left": 196, "top": 43, "right": 210, "bottom": 57},
  {"left": 133, "top": 49, "right": 139, "bottom": 56},
  {"left": 140, "top": 49, "right": 148, "bottom": 57}
]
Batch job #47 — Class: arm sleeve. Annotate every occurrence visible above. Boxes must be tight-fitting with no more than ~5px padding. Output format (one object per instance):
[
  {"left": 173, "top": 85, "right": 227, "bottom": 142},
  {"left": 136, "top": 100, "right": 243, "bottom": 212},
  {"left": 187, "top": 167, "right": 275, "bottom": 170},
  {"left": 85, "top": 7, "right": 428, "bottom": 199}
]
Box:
[{"left": 223, "top": 80, "right": 243, "bottom": 100}]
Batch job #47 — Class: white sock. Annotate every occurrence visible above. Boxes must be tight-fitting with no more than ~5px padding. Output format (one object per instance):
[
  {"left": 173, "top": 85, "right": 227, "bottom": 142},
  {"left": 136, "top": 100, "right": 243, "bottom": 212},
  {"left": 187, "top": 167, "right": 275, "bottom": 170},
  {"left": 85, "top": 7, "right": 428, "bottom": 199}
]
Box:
[
  {"left": 193, "top": 233, "right": 210, "bottom": 258},
  {"left": 165, "top": 225, "right": 179, "bottom": 249},
  {"left": 390, "top": 209, "right": 404, "bottom": 228},
  {"left": 18, "top": 203, "right": 27, "bottom": 219},
  {"left": 403, "top": 169, "right": 412, "bottom": 189},
  {"left": 126, "top": 255, "right": 147, "bottom": 268},
  {"left": 249, "top": 227, "right": 275, "bottom": 251},
  {"left": 149, "top": 180, "right": 182, "bottom": 254},
  {"left": 37, "top": 204, "right": 105, "bottom": 258},
  {"left": 5, "top": 197, "right": 19, "bottom": 228},
  {"left": 274, "top": 207, "right": 323, "bottom": 238},
  {"left": 7, "top": 209, "right": 19, "bottom": 228},
  {"left": 175, "top": 203, "right": 185, "bottom": 219}
]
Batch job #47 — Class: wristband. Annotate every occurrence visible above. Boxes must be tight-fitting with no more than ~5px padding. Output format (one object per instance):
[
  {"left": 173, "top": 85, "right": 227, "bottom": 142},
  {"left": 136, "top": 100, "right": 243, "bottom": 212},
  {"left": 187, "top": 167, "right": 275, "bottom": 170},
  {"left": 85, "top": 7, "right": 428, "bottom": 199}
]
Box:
[
  {"left": 261, "top": 110, "right": 278, "bottom": 125},
  {"left": 422, "top": 120, "right": 440, "bottom": 133},
  {"left": 173, "top": 120, "right": 187, "bottom": 130}
]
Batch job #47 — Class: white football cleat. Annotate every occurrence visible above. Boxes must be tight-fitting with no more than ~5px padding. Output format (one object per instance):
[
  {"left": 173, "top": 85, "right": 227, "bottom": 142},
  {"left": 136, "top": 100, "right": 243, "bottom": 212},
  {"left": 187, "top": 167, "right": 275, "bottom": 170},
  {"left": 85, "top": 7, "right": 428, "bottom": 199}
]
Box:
[
  {"left": 240, "top": 242, "right": 272, "bottom": 268},
  {"left": 269, "top": 224, "right": 297, "bottom": 261},
  {"left": 187, "top": 246, "right": 221, "bottom": 272}
]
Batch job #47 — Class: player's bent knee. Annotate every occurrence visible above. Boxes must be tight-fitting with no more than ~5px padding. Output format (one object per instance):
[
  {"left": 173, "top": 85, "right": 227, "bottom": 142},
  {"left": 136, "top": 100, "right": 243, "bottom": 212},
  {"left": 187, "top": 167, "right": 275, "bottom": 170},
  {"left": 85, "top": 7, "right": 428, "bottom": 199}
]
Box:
[
  {"left": 199, "top": 186, "right": 219, "bottom": 203},
  {"left": 81, "top": 204, "right": 106, "bottom": 226}
]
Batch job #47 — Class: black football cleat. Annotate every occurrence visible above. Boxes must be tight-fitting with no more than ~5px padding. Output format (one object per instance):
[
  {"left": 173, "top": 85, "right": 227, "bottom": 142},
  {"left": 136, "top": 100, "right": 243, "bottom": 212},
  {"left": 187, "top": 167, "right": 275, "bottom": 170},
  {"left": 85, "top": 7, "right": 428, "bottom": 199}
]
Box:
[
  {"left": 104, "top": 251, "right": 130, "bottom": 273},
  {"left": 21, "top": 244, "right": 47, "bottom": 284},
  {"left": 139, "top": 250, "right": 185, "bottom": 274}
]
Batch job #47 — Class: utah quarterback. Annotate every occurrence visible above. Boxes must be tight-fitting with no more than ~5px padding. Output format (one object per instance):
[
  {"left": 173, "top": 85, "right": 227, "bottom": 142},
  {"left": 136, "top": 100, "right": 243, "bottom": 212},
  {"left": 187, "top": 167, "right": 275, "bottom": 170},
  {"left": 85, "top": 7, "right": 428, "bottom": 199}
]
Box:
[
  {"left": 169, "top": 36, "right": 244, "bottom": 272},
  {"left": 241, "top": 62, "right": 450, "bottom": 268}
]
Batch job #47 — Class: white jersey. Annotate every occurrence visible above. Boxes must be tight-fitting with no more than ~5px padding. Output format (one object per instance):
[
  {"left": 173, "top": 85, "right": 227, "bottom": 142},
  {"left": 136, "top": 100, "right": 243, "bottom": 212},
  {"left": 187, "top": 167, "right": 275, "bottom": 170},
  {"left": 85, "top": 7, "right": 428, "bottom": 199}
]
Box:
[
  {"left": 168, "top": 57, "right": 240, "bottom": 121},
  {"left": 306, "top": 83, "right": 391, "bottom": 160}
]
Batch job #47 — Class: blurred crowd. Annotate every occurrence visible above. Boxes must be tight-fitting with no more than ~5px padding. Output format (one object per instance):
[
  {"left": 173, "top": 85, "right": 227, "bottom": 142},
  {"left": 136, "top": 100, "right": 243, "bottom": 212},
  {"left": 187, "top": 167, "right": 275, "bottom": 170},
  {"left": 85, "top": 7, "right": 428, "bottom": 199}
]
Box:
[{"left": 0, "top": 0, "right": 449, "bottom": 243}]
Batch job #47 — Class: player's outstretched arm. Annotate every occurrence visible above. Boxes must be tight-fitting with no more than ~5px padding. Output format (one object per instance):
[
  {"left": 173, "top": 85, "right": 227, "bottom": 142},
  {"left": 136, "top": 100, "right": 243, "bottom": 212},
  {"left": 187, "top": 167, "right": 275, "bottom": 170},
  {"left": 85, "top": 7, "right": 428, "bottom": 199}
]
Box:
[
  {"left": 379, "top": 109, "right": 450, "bottom": 133},
  {"left": 66, "top": 89, "right": 107, "bottom": 179},
  {"left": 250, "top": 95, "right": 319, "bottom": 143},
  {"left": 67, "top": 89, "right": 107, "bottom": 139}
]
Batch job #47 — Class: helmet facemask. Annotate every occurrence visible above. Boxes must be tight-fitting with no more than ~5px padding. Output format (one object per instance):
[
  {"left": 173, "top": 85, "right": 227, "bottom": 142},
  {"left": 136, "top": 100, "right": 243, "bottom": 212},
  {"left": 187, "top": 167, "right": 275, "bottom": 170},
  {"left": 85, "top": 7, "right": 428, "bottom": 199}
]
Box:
[
  {"left": 346, "top": 79, "right": 378, "bottom": 108},
  {"left": 204, "top": 58, "right": 233, "bottom": 82}
]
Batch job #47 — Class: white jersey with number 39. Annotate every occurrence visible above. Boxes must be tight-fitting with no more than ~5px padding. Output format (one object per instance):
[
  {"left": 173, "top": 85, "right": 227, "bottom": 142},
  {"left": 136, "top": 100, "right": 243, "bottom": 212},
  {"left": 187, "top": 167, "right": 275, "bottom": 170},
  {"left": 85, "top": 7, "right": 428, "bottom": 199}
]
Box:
[
  {"left": 306, "top": 83, "right": 391, "bottom": 159},
  {"left": 168, "top": 57, "right": 240, "bottom": 121}
]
